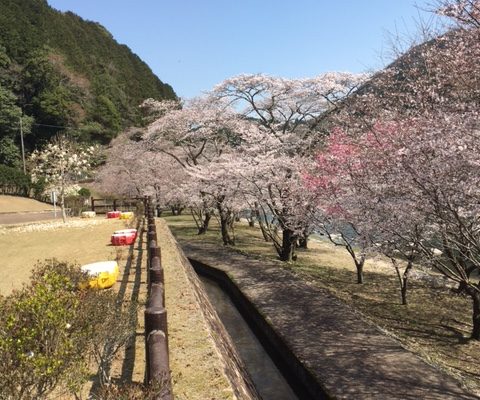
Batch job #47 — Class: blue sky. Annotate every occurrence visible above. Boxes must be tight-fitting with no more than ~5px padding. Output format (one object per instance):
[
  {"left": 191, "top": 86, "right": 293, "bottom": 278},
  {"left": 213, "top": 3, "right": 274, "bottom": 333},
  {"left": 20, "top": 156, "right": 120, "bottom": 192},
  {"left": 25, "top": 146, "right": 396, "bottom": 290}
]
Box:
[{"left": 47, "top": 1, "right": 436, "bottom": 99}]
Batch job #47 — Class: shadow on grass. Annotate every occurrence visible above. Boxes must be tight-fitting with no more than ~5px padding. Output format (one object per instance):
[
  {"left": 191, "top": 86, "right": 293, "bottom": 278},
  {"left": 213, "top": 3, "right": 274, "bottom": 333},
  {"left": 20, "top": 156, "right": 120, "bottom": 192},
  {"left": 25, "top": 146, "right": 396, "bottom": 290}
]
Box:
[{"left": 89, "top": 217, "right": 145, "bottom": 397}]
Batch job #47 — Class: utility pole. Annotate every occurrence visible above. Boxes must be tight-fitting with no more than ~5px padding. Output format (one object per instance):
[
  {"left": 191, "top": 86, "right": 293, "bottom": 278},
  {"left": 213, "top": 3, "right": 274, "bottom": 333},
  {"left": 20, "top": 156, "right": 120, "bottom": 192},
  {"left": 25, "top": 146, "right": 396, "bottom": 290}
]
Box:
[{"left": 19, "top": 116, "right": 26, "bottom": 174}]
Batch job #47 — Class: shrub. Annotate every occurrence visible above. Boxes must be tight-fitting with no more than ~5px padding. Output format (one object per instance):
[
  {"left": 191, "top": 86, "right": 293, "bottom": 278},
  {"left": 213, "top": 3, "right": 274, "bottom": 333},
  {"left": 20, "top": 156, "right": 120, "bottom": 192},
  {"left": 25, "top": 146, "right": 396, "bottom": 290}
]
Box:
[
  {"left": 0, "top": 260, "right": 89, "bottom": 400},
  {"left": 0, "top": 164, "right": 31, "bottom": 196},
  {"left": 0, "top": 260, "right": 138, "bottom": 399}
]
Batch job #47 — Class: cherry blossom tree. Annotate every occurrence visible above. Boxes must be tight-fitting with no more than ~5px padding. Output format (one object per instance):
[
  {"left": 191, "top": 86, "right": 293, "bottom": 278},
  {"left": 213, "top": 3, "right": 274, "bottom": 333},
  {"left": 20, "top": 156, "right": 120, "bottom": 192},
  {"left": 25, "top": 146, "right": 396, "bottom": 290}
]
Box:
[
  {"left": 144, "top": 97, "right": 251, "bottom": 244},
  {"left": 311, "top": 113, "right": 480, "bottom": 338},
  {"left": 29, "top": 135, "right": 95, "bottom": 222},
  {"left": 306, "top": 129, "right": 372, "bottom": 283},
  {"left": 95, "top": 129, "right": 189, "bottom": 218},
  {"left": 435, "top": 0, "right": 480, "bottom": 27},
  {"left": 210, "top": 73, "right": 367, "bottom": 261}
]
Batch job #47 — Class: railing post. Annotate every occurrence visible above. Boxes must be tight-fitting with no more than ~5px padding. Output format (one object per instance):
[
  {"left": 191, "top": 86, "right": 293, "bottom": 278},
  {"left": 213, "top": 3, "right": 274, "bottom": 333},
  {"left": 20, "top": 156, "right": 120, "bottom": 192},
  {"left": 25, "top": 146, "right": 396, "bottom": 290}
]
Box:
[
  {"left": 146, "top": 330, "right": 172, "bottom": 399},
  {"left": 150, "top": 256, "right": 164, "bottom": 284}
]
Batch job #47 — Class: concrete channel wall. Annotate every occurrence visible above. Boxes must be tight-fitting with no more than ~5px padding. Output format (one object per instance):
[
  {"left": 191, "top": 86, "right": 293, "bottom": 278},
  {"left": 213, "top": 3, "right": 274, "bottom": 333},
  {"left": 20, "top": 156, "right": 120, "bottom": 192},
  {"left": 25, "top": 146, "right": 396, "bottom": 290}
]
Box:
[
  {"left": 189, "top": 258, "right": 325, "bottom": 399},
  {"left": 158, "top": 220, "right": 260, "bottom": 400}
]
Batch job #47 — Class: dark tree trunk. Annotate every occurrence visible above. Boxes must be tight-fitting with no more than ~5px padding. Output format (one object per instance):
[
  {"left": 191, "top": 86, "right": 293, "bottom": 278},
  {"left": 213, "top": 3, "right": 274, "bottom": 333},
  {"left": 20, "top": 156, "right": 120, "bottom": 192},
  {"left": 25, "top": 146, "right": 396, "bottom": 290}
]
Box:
[
  {"left": 217, "top": 200, "right": 235, "bottom": 246},
  {"left": 254, "top": 202, "right": 270, "bottom": 241},
  {"left": 197, "top": 212, "right": 211, "bottom": 235},
  {"left": 400, "top": 260, "right": 414, "bottom": 305},
  {"left": 355, "top": 260, "right": 364, "bottom": 284},
  {"left": 279, "top": 228, "right": 297, "bottom": 262},
  {"left": 298, "top": 235, "right": 308, "bottom": 249},
  {"left": 470, "top": 290, "right": 480, "bottom": 340}
]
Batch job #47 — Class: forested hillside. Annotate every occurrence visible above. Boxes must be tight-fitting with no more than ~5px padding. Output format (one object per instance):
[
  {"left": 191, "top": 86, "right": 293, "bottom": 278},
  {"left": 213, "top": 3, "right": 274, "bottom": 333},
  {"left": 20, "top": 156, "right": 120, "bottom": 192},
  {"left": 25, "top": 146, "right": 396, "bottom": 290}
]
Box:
[{"left": 0, "top": 0, "right": 176, "bottom": 169}]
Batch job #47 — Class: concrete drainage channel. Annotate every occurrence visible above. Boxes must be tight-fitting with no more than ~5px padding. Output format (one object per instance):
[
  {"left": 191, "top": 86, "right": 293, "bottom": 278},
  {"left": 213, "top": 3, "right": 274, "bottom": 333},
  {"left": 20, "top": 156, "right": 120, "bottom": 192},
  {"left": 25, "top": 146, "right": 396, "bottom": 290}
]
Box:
[{"left": 189, "top": 258, "right": 329, "bottom": 400}]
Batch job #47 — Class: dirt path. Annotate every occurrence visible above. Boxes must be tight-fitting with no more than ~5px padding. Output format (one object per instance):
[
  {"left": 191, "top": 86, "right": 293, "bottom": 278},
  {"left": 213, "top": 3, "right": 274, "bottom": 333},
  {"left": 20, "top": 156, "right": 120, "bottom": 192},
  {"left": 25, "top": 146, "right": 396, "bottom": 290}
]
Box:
[{"left": 0, "top": 211, "right": 60, "bottom": 225}]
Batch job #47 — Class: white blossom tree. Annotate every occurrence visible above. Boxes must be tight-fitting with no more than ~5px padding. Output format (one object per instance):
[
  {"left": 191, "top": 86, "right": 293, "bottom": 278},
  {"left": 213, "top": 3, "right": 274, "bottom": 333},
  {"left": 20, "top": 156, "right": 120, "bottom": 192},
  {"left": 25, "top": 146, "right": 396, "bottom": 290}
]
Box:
[{"left": 30, "top": 135, "right": 95, "bottom": 222}]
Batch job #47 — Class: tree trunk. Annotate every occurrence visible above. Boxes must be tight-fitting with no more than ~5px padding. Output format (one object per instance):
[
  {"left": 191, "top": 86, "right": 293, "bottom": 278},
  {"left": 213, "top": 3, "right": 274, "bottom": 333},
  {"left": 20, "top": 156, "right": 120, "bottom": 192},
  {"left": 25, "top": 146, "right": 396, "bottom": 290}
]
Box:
[
  {"left": 279, "top": 228, "right": 297, "bottom": 262},
  {"left": 197, "top": 212, "right": 211, "bottom": 235},
  {"left": 470, "top": 290, "right": 480, "bottom": 340},
  {"left": 254, "top": 202, "right": 270, "bottom": 241},
  {"left": 217, "top": 201, "right": 235, "bottom": 246},
  {"left": 60, "top": 184, "right": 66, "bottom": 223},
  {"left": 355, "top": 260, "right": 364, "bottom": 284},
  {"left": 298, "top": 235, "right": 308, "bottom": 249},
  {"left": 401, "top": 260, "right": 414, "bottom": 305}
]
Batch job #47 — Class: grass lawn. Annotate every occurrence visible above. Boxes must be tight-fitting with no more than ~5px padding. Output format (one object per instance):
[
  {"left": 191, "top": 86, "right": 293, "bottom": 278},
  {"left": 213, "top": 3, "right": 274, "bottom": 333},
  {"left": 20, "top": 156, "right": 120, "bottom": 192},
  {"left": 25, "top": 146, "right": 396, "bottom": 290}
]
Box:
[
  {"left": 0, "top": 217, "right": 127, "bottom": 295},
  {"left": 165, "top": 212, "right": 480, "bottom": 396}
]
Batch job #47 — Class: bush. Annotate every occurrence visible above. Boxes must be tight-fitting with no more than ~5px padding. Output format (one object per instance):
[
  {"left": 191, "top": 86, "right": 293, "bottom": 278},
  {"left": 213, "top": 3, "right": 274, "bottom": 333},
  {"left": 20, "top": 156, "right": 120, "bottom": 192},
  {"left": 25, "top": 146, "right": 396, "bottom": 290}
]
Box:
[
  {"left": 78, "top": 187, "right": 91, "bottom": 198},
  {"left": 0, "top": 164, "right": 31, "bottom": 196},
  {"left": 0, "top": 260, "right": 138, "bottom": 399},
  {"left": 0, "top": 260, "right": 88, "bottom": 400}
]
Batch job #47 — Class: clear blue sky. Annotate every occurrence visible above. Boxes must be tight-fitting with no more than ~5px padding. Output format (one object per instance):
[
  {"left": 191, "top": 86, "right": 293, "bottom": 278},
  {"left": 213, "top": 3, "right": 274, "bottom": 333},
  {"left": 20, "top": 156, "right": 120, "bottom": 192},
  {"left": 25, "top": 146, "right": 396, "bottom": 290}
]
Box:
[{"left": 47, "top": 1, "right": 436, "bottom": 99}]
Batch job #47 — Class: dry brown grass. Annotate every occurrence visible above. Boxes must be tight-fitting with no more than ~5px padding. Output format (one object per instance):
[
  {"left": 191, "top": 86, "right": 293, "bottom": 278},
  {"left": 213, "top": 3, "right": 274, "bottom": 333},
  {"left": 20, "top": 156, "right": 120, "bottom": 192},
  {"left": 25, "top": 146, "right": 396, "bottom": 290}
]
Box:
[
  {"left": 157, "top": 219, "right": 236, "bottom": 400},
  {"left": 0, "top": 214, "right": 238, "bottom": 399},
  {"left": 166, "top": 213, "right": 480, "bottom": 396},
  {"left": 0, "top": 195, "right": 53, "bottom": 213},
  {"left": 0, "top": 217, "right": 126, "bottom": 295}
]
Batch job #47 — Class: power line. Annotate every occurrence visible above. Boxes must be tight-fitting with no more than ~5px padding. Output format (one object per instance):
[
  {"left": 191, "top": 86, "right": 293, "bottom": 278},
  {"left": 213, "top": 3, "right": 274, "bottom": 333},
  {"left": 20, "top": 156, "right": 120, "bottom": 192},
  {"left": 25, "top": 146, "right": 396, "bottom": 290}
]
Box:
[{"left": 32, "top": 123, "right": 73, "bottom": 129}]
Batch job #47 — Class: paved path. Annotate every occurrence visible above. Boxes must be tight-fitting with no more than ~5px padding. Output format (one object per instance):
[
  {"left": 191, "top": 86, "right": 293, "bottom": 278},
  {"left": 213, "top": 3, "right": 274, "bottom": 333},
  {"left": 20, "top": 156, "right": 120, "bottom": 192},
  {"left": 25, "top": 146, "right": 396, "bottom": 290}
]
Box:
[
  {"left": 180, "top": 241, "right": 478, "bottom": 400},
  {"left": 0, "top": 211, "right": 59, "bottom": 225}
]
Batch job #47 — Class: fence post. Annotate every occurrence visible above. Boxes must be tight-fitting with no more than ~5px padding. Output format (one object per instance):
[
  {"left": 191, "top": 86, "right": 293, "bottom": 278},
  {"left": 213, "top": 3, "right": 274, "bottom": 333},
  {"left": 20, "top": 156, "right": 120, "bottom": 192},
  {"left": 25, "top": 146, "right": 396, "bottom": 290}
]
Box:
[
  {"left": 146, "top": 330, "right": 173, "bottom": 399},
  {"left": 148, "top": 229, "right": 158, "bottom": 244},
  {"left": 91, "top": 197, "right": 95, "bottom": 212},
  {"left": 150, "top": 256, "right": 164, "bottom": 284}
]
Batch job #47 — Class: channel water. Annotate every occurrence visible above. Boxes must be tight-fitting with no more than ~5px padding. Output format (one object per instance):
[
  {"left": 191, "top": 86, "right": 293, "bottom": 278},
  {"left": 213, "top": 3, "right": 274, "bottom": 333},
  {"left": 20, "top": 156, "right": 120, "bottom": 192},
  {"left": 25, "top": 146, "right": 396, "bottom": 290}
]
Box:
[{"left": 199, "top": 276, "right": 299, "bottom": 400}]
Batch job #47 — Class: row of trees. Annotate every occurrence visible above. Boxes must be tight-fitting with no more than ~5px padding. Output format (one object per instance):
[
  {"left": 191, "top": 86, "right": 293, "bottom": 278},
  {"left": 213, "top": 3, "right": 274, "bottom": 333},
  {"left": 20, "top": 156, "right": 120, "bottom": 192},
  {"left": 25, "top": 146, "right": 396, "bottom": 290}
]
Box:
[{"left": 95, "top": 1, "right": 480, "bottom": 339}]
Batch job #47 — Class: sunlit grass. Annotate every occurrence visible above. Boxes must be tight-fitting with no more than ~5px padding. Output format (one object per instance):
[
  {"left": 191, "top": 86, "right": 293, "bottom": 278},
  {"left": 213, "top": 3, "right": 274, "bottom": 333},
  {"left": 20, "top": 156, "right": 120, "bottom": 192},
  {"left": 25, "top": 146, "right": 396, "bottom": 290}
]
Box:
[{"left": 165, "top": 211, "right": 480, "bottom": 395}]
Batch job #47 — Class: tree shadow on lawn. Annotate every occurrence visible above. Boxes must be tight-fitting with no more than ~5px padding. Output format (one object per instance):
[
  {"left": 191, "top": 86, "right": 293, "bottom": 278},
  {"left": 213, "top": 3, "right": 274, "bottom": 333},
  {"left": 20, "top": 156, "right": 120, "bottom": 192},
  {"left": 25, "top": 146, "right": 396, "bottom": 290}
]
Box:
[{"left": 89, "top": 218, "right": 145, "bottom": 397}]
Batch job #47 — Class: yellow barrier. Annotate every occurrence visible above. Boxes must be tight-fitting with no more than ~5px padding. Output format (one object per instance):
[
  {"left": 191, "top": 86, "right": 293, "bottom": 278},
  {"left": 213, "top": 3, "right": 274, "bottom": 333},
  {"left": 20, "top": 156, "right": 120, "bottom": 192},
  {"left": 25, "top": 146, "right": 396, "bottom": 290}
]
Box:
[
  {"left": 119, "top": 211, "right": 134, "bottom": 219},
  {"left": 80, "top": 261, "right": 119, "bottom": 289}
]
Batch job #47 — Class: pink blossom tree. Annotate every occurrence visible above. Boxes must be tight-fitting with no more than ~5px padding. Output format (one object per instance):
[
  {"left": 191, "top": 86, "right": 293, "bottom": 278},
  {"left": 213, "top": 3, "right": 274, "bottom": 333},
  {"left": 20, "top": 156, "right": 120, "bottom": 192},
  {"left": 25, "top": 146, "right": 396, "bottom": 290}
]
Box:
[{"left": 311, "top": 113, "right": 480, "bottom": 337}]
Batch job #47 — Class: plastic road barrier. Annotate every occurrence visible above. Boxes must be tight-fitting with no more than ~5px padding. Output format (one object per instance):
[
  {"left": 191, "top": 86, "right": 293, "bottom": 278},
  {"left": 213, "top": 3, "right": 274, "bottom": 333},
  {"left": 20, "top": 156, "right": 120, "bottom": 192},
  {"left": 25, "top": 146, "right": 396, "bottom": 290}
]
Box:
[
  {"left": 107, "top": 211, "right": 122, "bottom": 219},
  {"left": 119, "top": 211, "right": 134, "bottom": 219},
  {"left": 113, "top": 228, "right": 138, "bottom": 238},
  {"left": 111, "top": 229, "right": 137, "bottom": 246},
  {"left": 80, "top": 261, "right": 119, "bottom": 289},
  {"left": 81, "top": 211, "right": 96, "bottom": 218}
]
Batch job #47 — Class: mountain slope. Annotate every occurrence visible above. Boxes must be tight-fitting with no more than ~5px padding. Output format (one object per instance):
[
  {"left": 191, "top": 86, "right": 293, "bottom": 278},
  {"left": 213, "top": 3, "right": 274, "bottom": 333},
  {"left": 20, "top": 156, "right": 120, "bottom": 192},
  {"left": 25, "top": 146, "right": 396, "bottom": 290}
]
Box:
[{"left": 0, "top": 0, "right": 176, "bottom": 166}]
